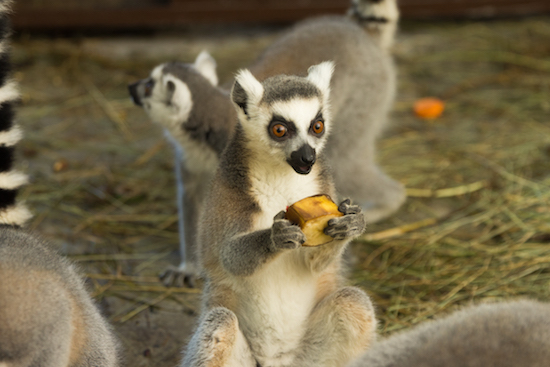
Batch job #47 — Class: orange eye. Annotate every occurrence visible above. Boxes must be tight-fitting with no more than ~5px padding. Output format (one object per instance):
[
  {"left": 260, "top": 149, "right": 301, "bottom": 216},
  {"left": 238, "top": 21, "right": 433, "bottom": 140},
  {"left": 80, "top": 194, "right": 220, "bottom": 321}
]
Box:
[
  {"left": 312, "top": 121, "right": 324, "bottom": 134},
  {"left": 144, "top": 80, "right": 154, "bottom": 96},
  {"left": 272, "top": 124, "right": 287, "bottom": 138}
]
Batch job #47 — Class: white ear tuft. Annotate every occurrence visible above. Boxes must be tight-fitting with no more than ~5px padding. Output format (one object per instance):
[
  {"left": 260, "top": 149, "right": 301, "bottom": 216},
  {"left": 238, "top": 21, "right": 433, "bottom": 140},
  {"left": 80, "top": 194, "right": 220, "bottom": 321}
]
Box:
[
  {"left": 231, "top": 69, "right": 264, "bottom": 113},
  {"left": 194, "top": 50, "right": 218, "bottom": 86},
  {"left": 307, "top": 61, "right": 335, "bottom": 96}
]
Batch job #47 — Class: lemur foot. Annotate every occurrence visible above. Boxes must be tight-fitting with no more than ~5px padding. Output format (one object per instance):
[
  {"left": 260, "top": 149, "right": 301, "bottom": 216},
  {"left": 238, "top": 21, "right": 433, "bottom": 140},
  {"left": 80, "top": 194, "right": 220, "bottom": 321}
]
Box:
[
  {"left": 324, "top": 199, "right": 366, "bottom": 240},
  {"left": 358, "top": 177, "right": 406, "bottom": 223},
  {"left": 270, "top": 210, "right": 306, "bottom": 251},
  {"left": 160, "top": 262, "right": 198, "bottom": 288},
  {"left": 182, "top": 307, "right": 256, "bottom": 367}
]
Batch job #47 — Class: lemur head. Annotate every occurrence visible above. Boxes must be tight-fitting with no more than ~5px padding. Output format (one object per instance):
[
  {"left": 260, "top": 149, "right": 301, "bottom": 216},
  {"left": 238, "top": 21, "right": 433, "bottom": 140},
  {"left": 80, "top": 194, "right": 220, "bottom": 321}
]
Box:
[
  {"left": 128, "top": 51, "right": 218, "bottom": 134},
  {"left": 231, "top": 61, "right": 334, "bottom": 175}
]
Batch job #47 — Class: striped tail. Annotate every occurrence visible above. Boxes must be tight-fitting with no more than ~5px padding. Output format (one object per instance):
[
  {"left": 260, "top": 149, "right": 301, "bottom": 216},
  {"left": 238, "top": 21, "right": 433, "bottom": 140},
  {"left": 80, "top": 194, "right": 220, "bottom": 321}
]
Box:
[
  {"left": 348, "top": 0, "right": 400, "bottom": 50},
  {"left": 0, "top": 0, "right": 32, "bottom": 227}
]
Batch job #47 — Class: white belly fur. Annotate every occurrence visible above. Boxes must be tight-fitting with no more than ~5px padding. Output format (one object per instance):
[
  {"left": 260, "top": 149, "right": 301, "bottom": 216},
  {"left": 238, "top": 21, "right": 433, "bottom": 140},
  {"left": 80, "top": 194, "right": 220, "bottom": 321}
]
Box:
[{"left": 234, "top": 162, "right": 324, "bottom": 365}]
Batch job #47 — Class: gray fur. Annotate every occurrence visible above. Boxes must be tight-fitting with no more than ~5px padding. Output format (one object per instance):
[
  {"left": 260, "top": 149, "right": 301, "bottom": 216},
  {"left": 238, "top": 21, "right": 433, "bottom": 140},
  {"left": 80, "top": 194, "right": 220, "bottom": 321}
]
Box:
[
  {"left": 260, "top": 75, "right": 320, "bottom": 105},
  {"left": 182, "top": 70, "right": 376, "bottom": 367},
  {"left": 348, "top": 300, "right": 550, "bottom": 367},
  {"left": 271, "top": 210, "right": 307, "bottom": 250},
  {"left": 0, "top": 3, "right": 119, "bottom": 363},
  {"left": 324, "top": 200, "right": 366, "bottom": 240},
  {"left": 182, "top": 307, "right": 256, "bottom": 367},
  {"left": 130, "top": 0, "right": 403, "bottom": 287},
  {"left": 162, "top": 62, "right": 232, "bottom": 155},
  {"left": 0, "top": 228, "right": 119, "bottom": 367}
]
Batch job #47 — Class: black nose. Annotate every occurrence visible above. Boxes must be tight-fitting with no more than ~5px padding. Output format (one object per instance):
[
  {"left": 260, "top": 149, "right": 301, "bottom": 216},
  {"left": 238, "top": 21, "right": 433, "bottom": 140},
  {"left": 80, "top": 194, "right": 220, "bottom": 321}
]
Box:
[
  {"left": 287, "top": 144, "right": 316, "bottom": 175},
  {"left": 128, "top": 81, "right": 143, "bottom": 107},
  {"left": 299, "top": 145, "right": 316, "bottom": 165}
]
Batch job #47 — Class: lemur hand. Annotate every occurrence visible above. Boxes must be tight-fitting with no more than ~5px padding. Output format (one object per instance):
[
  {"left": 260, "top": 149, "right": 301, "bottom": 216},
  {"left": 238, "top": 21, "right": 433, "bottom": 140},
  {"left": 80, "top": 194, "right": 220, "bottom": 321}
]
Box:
[
  {"left": 324, "top": 199, "right": 366, "bottom": 240},
  {"left": 270, "top": 210, "right": 306, "bottom": 251}
]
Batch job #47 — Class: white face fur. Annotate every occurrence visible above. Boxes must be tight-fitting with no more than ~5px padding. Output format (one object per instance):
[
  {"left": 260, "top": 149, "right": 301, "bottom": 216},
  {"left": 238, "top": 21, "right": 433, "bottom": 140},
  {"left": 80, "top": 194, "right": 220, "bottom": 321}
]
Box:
[
  {"left": 232, "top": 62, "right": 334, "bottom": 175},
  {"left": 131, "top": 51, "right": 219, "bottom": 135},
  {"left": 144, "top": 64, "right": 194, "bottom": 134}
]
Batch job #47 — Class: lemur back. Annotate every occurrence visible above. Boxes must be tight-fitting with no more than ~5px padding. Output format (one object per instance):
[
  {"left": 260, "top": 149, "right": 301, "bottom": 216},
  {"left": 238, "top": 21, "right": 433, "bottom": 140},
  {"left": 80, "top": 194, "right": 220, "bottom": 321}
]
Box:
[
  {"left": 129, "top": 0, "right": 404, "bottom": 287},
  {"left": 182, "top": 64, "right": 376, "bottom": 367},
  {"left": 0, "top": 2, "right": 119, "bottom": 365},
  {"left": 348, "top": 300, "right": 550, "bottom": 367}
]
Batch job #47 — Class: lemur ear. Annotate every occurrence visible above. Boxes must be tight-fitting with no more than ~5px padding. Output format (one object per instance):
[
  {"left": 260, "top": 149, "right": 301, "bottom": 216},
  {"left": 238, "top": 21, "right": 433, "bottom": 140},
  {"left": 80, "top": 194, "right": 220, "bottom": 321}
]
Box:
[
  {"left": 194, "top": 50, "right": 218, "bottom": 86},
  {"left": 165, "top": 80, "right": 176, "bottom": 103},
  {"left": 231, "top": 69, "right": 263, "bottom": 116},
  {"left": 306, "top": 61, "right": 335, "bottom": 96}
]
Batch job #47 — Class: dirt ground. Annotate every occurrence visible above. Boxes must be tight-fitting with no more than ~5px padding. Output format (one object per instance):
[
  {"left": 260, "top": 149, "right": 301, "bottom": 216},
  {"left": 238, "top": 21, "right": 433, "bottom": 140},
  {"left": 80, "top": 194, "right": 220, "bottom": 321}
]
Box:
[{"left": 12, "top": 16, "right": 550, "bottom": 367}]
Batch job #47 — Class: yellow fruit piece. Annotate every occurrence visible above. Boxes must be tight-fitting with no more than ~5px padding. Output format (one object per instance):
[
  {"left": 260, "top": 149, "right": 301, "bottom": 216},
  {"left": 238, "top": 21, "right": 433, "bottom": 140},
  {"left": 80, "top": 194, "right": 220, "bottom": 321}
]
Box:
[
  {"left": 414, "top": 97, "right": 445, "bottom": 119},
  {"left": 285, "top": 194, "right": 343, "bottom": 247}
]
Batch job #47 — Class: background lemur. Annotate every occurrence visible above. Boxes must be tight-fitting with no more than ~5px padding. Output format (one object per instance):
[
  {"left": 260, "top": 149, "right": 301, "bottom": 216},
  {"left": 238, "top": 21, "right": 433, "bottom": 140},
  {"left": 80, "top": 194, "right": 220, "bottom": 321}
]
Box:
[
  {"left": 129, "top": 0, "right": 403, "bottom": 287},
  {"left": 348, "top": 300, "right": 550, "bottom": 367},
  {"left": 182, "top": 63, "right": 376, "bottom": 367},
  {"left": 0, "top": 2, "right": 119, "bottom": 365}
]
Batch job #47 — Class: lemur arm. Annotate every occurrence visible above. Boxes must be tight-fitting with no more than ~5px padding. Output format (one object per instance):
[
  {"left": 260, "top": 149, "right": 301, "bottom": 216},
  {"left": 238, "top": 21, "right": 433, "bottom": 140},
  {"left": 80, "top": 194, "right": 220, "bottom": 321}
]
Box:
[
  {"left": 220, "top": 211, "right": 306, "bottom": 276},
  {"left": 220, "top": 229, "right": 274, "bottom": 276}
]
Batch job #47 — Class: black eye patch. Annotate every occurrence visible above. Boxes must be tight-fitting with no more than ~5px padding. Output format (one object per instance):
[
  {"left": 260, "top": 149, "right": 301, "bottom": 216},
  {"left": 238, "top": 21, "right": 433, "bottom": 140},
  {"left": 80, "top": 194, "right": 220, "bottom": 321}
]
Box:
[{"left": 267, "top": 115, "right": 297, "bottom": 141}]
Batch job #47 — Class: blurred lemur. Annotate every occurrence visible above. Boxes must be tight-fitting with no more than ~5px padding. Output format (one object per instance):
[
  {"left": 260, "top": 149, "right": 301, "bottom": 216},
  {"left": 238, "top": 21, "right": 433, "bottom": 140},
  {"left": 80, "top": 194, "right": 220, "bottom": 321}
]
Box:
[
  {"left": 0, "top": 1, "right": 119, "bottom": 365},
  {"left": 181, "top": 63, "right": 377, "bottom": 367},
  {"left": 349, "top": 300, "right": 550, "bottom": 367},
  {"left": 129, "top": 0, "right": 404, "bottom": 287}
]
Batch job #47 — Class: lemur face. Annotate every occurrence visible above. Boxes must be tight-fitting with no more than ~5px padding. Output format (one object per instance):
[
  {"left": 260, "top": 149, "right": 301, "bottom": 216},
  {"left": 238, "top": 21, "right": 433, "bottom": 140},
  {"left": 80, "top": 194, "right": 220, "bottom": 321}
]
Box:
[
  {"left": 231, "top": 62, "right": 334, "bottom": 175},
  {"left": 128, "top": 51, "right": 218, "bottom": 134}
]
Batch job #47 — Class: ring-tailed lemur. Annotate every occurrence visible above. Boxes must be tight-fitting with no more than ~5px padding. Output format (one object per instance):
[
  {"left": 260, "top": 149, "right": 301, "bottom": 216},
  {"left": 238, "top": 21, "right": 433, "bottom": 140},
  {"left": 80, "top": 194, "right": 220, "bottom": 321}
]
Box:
[
  {"left": 348, "top": 300, "right": 550, "bottom": 367},
  {"left": 129, "top": 0, "right": 404, "bottom": 287},
  {"left": 181, "top": 63, "right": 376, "bottom": 367},
  {"left": 0, "top": 2, "right": 119, "bottom": 365}
]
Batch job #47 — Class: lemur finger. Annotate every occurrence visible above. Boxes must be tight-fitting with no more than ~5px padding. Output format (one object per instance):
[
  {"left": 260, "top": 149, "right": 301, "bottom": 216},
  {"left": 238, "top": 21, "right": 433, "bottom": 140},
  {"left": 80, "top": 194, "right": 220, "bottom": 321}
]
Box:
[
  {"left": 272, "top": 225, "right": 305, "bottom": 250},
  {"left": 273, "top": 215, "right": 294, "bottom": 227},
  {"left": 174, "top": 273, "right": 185, "bottom": 288},
  {"left": 325, "top": 216, "right": 365, "bottom": 238},
  {"left": 281, "top": 227, "right": 306, "bottom": 243},
  {"left": 329, "top": 213, "right": 366, "bottom": 229},
  {"left": 160, "top": 268, "right": 176, "bottom": 287},
  {"left": 338, "top": 198, "right": 362, "bottom": 215},
  {"left": 274, "top": 210, "right": 286, "bottom": 220},
  {"left": 338, "top": 198, "right": 351, "bottom": 213}
]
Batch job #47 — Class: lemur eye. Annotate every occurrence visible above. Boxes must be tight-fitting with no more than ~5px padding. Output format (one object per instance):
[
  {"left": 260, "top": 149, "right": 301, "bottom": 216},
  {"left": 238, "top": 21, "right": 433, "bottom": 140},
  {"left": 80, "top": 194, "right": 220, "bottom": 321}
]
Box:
[
  {"left": 312, "top": 121, "right": 324, "bottom": 134},
  {"left": 144, "top": 80, "right": 154, "bottom": 96},
  {"left": 272, "top": 124, "right": 287, "bottom": 138}
]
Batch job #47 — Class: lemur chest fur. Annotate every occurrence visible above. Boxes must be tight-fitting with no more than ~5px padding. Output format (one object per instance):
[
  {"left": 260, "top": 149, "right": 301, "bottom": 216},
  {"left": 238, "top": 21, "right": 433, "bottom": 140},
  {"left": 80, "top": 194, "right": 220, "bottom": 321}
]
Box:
[
  {"left": 249, "top": 162, "right": 322, "bottom": 226},
  {"left": 235, "top": 163, "right": 324, "bottom": 364}
]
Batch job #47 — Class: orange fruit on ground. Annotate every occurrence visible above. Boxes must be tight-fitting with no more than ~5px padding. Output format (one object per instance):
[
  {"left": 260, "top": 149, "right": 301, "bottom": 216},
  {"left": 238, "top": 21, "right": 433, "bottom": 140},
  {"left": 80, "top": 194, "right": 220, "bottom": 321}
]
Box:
[{"left": 414, "top": 97, "right": 445, "bottom": 119}]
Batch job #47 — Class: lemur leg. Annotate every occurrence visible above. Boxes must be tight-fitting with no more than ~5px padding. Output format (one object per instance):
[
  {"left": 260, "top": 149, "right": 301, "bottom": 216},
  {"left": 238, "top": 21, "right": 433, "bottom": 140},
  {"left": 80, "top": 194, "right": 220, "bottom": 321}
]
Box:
[
  {"left": 160, "top": 131, "right": 199, "bottom": 287},
  {"left": 295, "top": 287, "right": 377, "bottom": 367},
  {"left": 181, "top": 307, "right": 256, "bottom": 367},
  {"left": 348, "top": 0, "right": 400, "bottom": 49}
]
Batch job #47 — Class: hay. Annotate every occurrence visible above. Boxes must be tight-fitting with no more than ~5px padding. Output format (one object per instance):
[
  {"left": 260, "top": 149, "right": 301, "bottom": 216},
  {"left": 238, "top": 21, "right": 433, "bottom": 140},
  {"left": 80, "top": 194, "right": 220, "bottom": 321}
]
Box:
[
  {"left": 351, "top": 18, "right": 550, "bottom": 334},
  {"left": 11, "top": 16, "right": 550, "bottom": 363}
]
